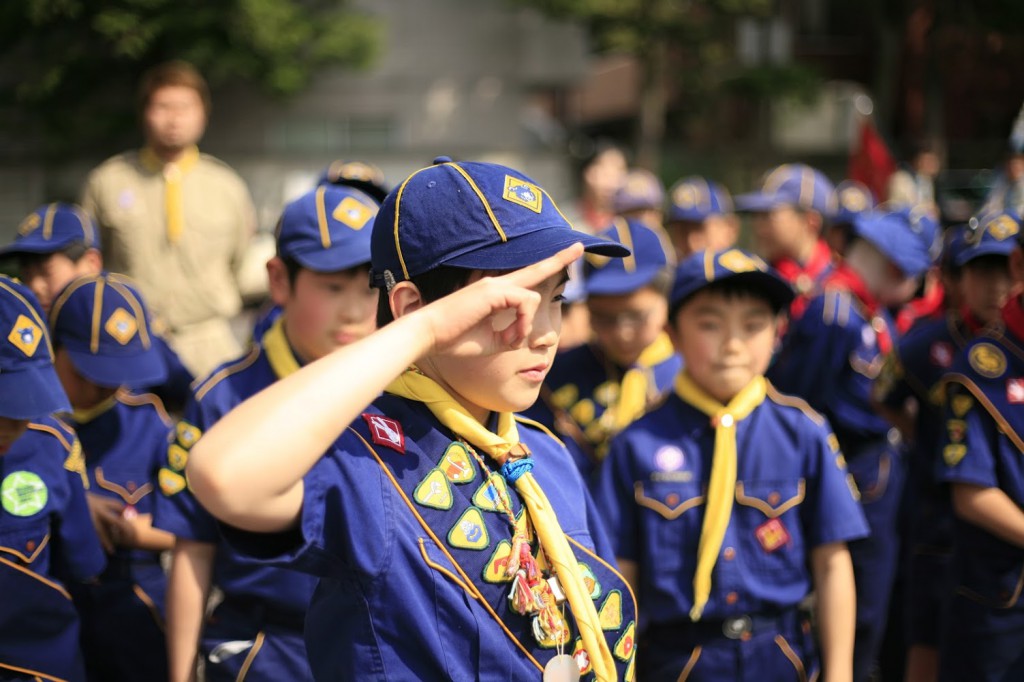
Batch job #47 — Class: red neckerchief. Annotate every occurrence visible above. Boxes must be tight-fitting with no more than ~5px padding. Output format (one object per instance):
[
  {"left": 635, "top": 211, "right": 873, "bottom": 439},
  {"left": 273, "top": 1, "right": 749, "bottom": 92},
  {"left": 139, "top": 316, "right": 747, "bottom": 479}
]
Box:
[
  {"left": 959, "top": 305, "right": 986, "bottom": 336},
  {"left": 896, "top": 280, "right": 945, "bottom": 335},
  {"left": 823, "top": 262, "right": 893, "bottom": 354},
  {"left": 1002, "top": 296, "right": 1024, "bottom": 343},
  {"left": 773, "top": 239, "right": 833, "bottom": 295}
]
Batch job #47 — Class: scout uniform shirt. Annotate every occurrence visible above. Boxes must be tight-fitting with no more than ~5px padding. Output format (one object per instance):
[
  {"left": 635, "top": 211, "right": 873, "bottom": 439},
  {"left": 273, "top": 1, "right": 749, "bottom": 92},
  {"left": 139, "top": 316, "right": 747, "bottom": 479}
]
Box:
[
  {"left": 528, "top": 339, "right": 682, "bottom": 481},
  {"left": 154, "top": 320, "right": 316, "bottom": 678},
  {"left": 936, "top": 299, "right": 1024, "bottom": 679},
  {"left": 80, "top": 147, "right": 256, "bottom": 377},
  {"left": 69, "top": 390, "right": 173, "bottom": 680},
  {"left": 223, "top": 395, "right": 639, "bottom": 681},
  {"left": 0, "top": 416, "right": 106, "bottom": 682},
  {"left": 597, "top": 384, "right": 867, "bottom": 678}
]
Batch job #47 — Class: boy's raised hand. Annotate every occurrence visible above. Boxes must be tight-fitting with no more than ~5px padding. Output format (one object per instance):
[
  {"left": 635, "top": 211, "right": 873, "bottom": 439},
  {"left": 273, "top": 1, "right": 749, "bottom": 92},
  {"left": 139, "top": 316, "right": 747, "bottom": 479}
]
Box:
[{"left": 419, "top": 243, "right": 583, "bottom": 358}]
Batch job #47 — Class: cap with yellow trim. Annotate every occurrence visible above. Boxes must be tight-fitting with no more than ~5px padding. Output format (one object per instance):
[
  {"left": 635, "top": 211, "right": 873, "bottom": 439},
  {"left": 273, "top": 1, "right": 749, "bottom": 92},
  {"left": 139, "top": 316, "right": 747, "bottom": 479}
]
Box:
[
  {"left": 667, "top": 176, "right": 733, "bottom": 223},
  {"left": 952, "top": 210, "right": 1021, "bottom": 267},
  {"left": 584, "top": 218, "right": 674, "bottom": 296},
  {"left": 369, "top": 157, "right": 630, "bottom": 290},
  {"left": 276, "top": 185, "right": 377, "bottom": 273},
  {"left": 735, "top": 163, "right": 836, "bottom": 217},
  {"left": 669, "top": 248, "right": 795, "bottom": 312},
  {"left": 0, "top": 275, "right": 70, "bottom": 419},
  {"left": 0, "top": 203, "right": 99, "bottom": 257},
  {"left": 49, "top": 273, "right": 167, "bottom": 389},
  {"left": 316, "top": 159, "right": 390, "bottom": 204},
  {"left": 612, "top": 168, "right": 665, "bottom": 214}
]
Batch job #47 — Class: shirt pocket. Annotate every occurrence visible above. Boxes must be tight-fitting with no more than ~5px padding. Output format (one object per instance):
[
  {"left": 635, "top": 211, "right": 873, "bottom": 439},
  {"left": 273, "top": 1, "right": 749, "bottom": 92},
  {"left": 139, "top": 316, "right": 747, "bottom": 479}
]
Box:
[
  {"left": 733, "top": 479, "right": 806, "bottom": 577},
  {"left": 0, "top": 516, "right": 51, "bottom": 568},
  {"left": 634, "top": 480, "right": 703, "bottom": 571},
  {"left": 94, "top": 465, "right": 156, "bottom": 513}
]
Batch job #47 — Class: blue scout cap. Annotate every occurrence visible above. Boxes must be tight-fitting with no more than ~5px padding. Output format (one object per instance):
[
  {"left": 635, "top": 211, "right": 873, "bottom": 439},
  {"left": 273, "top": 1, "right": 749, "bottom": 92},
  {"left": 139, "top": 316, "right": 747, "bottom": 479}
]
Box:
[
  {"left": 49, "top": 273, "right": 167, "bottom": 389},
  {"left": 667, "top": 176, "right": 733, "bottom": 223},
  {"left": 277, "top": 185, "right": 377, "bottom": 273},
  {"left": 369, "top": 157, "right": 630, "bottom": 289},
  {"left": 0, "top": 203, "right": 99, "bottom": 257},
  {"left": 830, "top": 180, "right": 875, "bottom": 224},
  {"left": 735, "top": 164, "right": 836, "bottom": 216},
  {"left": 612, "top": 168, "right": 665, "bottom": 214},
  {"left": 669, "top": 248, "right": 794, "bottom": 312},
  {"left": 316, "top": 160, "right": 390, "bottom": 205},
  {"left": 0, "top": 276, "right": 70, "bottom": 419},
  {"left": 584, "top": 219, "right": 673, "bottom": 296},
  {"left": 953, "top": 211, "right": 1021, "bottom": 267},
  {"left": 849, "top": 211, "right": 932, "bottom": 278}
]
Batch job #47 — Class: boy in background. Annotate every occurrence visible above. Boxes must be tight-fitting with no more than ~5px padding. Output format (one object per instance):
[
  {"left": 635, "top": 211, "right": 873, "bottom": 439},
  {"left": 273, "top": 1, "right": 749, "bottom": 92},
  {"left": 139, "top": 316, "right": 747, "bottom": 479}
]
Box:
[
  {"left": 155, "top": 183, "right": 379, "bottom": 682},
  {"left": 49, "top": 273, "right": 175, "bottom": 681},
  {"left": 664, "top": 176, "right": 737, "bottom": 260},
  {"left": 599, "top": 248, "right": 867, "bottom": 681},
  {"left": 0, "top": 276, "right": 106, "bottom": 682}
]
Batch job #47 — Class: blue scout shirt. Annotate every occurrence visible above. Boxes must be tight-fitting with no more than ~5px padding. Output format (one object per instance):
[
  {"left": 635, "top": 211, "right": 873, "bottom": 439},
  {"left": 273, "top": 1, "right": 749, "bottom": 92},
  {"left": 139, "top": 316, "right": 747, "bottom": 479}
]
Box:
[
  {"left": 0, "top": 416, "right": 106, "bottom": 681},
  {"left": 936, "top": 320, "right": 1024, "bottom": 612},
  {"left": 224, "top": 395, "right": 639, "bottom": 681},
  {"left": 154, "top": 341, "right": 316, "bottom": 614},
  {"left": 598, "top": 387, "right": 868, "bottom": 625},
  {"left": 527, "top": 341, "right": 682, "bottom": 479},
  {"left": 73, "top": 391, "right": 171, "bottom": 586},
  {"left": 770, "top": 268, "right": 897, "bottom": 446}
]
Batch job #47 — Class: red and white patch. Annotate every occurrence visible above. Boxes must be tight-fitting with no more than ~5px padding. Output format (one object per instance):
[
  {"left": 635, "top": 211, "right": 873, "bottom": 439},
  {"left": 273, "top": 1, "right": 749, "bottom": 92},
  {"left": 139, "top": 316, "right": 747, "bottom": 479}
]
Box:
[
  {"left": 362, "top": 414, "right": 405, "bottom": 454},
  {"left": 1007, "top": 378, "right": 1024, "bottom": 404},
  {"left": 930, "top": 342, "right": 953, "bottom": 368}
]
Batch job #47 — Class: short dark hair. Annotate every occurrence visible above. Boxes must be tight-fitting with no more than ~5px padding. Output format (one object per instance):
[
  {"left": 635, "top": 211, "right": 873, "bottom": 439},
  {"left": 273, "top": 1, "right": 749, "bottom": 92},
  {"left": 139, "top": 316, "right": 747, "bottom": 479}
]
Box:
[
  {"left": 376, "top": 266, "right": 476, "bottom": 327},
  {"left": 278, "top": 255, "right": 371, "bottom": 287},
  {"left": 18, "top": 242, "right": 90, "bottom": 270},
  {"left": 138, "top": 60, "right": 211, "bottom": 116},
  {"left": 962, "top": 253, "right": 1011, "bottom": 274},
  {"left": 669, "top": 277, "right": 786, "bottom": 323}
]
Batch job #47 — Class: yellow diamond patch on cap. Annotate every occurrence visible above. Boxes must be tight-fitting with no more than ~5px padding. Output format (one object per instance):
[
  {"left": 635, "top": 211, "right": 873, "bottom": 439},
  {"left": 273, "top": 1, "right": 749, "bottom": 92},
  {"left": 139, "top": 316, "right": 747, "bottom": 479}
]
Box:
[
  {"left": 673, "top": 183, "right": 700, "bottom": 209},
  {"left": 717, "top": 249, "right": 762, "bottom": 274},
  {"left": 333, "top": 196, "right": 376, "bottom": 230},
  {"left": 18, "top": 212, "right": 41, "bottom": 236},
  {"left": 8, "top": 314, "right": 42, "bottom": 357},
  {"left": 986, "top": 214, "right": 1019, "bottom": 241},
  {"left": 503, "top": 175, "right": 543, "bottom": 213},
  {"left": 104, "top": 307, "right": 138, "bottom": 345}
]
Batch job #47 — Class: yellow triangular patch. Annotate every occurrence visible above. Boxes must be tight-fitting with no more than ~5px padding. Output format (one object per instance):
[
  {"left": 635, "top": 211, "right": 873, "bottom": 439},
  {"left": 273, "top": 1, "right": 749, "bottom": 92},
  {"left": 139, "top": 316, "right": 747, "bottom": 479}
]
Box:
[
  {"left": 472, "top": 473, "right": 510, "bottom": 513},
  {"left": 448, "top": 507, "right": 489, "bottom": 550},
  {"left": 502, "top": 175, "right": 543, "bottom": 213},
  {"left": 8, "top": 314, "right": 42, "bottom": 357},
  {"left": 332, "top": 196, "right": 376, "bottom": 230},
  {"left": 439, "top": 442, "right": 476, "bottom": 484},
  {"left": 614, "top": 620, "right": 636, "bottom": 662},
  {"left": 481, "top": 539, "right": 513, "bottom": 583},
  {"left": 104, "top": 307, "right": 138, "bottom": 345},
  {"left": 952, "top": 395, "right": 974, "bottom": 418},
  {"left": 599, "top": 590, "right": 623, "bottom": 630},
  {"left": 159, "top": 468, "right": 186, "bottom": 496},
  {"left": 176, "top": 421, "right": 202, "bottom": 449},
  {"left": 413, "top": 468, "right": 454, "bottom": 511},
  {"left": 944, "top": 444, "right": 967, "bottom": 467},
  {"left": 550, "top": 383, "right": 579, "bottom": 410},
  {"left": 167, "top": 444, "right": 189, "bottom": 471},
  {"left": 579, "top": 562, "right": 602, "bottom": 600}
]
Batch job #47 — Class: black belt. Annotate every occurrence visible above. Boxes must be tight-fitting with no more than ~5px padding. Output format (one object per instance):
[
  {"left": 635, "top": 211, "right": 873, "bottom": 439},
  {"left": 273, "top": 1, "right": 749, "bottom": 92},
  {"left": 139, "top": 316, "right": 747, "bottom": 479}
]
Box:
[
  {"left": 648, "top": 608, "right": 801, "bottom": 642},
  {"left": 216, "top": 595, "right": 306, "bottom": 632}
]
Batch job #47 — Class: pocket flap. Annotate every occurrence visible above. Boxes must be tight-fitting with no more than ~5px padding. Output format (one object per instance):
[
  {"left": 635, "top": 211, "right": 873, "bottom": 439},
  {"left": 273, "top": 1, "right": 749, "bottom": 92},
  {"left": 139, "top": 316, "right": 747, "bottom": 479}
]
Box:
[{"left": 735, "top": 480, "right": 805, "bottom": 518}]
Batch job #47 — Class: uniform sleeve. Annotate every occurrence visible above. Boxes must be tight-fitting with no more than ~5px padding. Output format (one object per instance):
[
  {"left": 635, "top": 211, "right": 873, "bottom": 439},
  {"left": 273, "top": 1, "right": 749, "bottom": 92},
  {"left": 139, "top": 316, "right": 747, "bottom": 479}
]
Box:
[
  {"left": 595, "top": 432, "right": 640, "bottom": 561},
  {"left": 935, "top": 381, "right": 997, "bottom": 489},
  {"left": 52, "top": 462, "right": 106, "bottom": 582},
  {"left": 78, "top": 169, "right": 102, "bottom": 223},
  {"left": 873, "top": 348, "right": 914, "bottom": 412},
  {"left": 801, "top": 419, "right": 870, "bottom": 547}
]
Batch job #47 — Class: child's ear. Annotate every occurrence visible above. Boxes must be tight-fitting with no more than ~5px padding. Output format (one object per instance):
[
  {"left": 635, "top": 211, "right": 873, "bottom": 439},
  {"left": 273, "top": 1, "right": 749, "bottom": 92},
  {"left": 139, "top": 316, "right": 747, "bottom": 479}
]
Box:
[
  {"left": 266, "top": 257, "right": 291, "bottom": 307},
  {"left": 389, "top": 282, "right": 425, "bottom": 320},
  {"left": 79, "top": 248, "right": 103, "bottom": 276}
]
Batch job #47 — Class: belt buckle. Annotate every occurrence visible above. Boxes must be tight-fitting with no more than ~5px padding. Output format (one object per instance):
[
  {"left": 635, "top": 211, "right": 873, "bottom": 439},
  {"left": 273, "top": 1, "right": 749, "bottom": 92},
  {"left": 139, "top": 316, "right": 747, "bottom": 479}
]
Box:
[{"left": 722, "top": 615, "right": 752, "bottom": 640}]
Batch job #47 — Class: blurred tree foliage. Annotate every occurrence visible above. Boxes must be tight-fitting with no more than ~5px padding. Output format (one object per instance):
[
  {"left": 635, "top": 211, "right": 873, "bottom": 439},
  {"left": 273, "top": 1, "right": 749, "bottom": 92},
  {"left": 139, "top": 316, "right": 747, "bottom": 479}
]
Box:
[{"left": 0, "top": 0, "right": 378, "bottom": 157}]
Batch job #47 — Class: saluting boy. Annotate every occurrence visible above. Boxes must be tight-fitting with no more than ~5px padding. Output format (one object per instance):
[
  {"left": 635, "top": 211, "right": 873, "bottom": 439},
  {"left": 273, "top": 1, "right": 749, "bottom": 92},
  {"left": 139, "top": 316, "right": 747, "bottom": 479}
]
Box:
[
  {"left": 598, "top": 248, "right": 867, "bottom": 681},
  {"left": 935, "top": 211, "right": 1024, "bottom": 681},
  {"left": 0, "top": 276, "right": 106, "bottom": 682},
  {"left": 186, "top": 158, "right": 640, "bottom": 681},
  {"left": 49, "top": 273, "right": 175, "bottom": 681},
  {"left": 528, "top": 218, "right": 680, "bottom": 481},
  {"left": 873, "top": 212, "right": 1018, "bottom": 682},
  {"left": 155, "top": 183, "right": 379, "bottom": 682}
]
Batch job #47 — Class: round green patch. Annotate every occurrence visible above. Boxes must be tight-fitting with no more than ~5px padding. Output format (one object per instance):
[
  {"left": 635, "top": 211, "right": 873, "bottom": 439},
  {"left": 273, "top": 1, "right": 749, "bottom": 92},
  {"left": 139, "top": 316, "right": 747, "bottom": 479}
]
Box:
[{"left": 1, "top": 471, "right": 48, "bottom": 517}]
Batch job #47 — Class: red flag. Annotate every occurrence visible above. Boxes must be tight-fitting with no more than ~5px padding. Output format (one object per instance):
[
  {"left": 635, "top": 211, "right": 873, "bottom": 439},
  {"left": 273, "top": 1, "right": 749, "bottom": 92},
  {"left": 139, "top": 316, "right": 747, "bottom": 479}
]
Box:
[{"left": 848, "top": 117, "right": 897, "bottom": 202}]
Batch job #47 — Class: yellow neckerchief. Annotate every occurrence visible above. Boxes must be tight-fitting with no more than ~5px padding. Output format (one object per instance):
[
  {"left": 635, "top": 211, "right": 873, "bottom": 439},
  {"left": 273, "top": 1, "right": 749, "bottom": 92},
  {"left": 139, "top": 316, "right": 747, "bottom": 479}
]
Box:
[
  {"left": 674, "top": 371, "right": 767, "bottom": 621},
  {"left": 72, "top": 390, "right": 121, "bottom": 424},
  {"left": 386, "top": 367, "right": 618, "bottom": 681},
  {"left": 140, "top": 145, "right": 200, "bottom": 244},
  {"left": 262, "top": 317, "right": 301, "bottom": 379},
  {"left": 609, "top": 332, "right": 675, "bottom": 433}
]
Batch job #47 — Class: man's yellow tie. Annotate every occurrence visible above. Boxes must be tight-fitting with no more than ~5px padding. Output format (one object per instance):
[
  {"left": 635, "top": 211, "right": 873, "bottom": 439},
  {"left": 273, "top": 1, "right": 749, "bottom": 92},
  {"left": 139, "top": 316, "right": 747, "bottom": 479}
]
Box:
[
  {"left": 140, "top": 145, "right": 199, "bottom": 244},
  {"left": 386, "top": 368, "right": 618, "bottom": 681},
  {"left": 673, "top": 371, "right": 767, "bottom": 621}
]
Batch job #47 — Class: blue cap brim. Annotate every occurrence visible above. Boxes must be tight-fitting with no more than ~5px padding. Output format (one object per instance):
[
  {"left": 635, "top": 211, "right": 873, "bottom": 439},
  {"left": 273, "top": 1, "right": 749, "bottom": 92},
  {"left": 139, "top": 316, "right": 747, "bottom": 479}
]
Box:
[
  {"left": 443, "top": 229, "right": 630, "bottom": 271},
  {"left": 0, "top": 365, "right": 70, "bottom": 419},
  {"left": 853, "top": 224, "right": 930, "bottom": 278},
  {"left": 0, "top": 240, "right": 75, "bottom": 257},
  {"left": 586, "top": 265, "right": 663, "bottom": 296},
  {"left": 954, "top": 241, "right": 1018, "bottom": 267},
  {"left": 291, "top": 246, "right": 373, "bottom": 273},
  {"left": 668, "top": 209, "right": 716, "bottom": 223},
  {"left": 734, "top": 192, "right": 786, "bottom": 213},
  {"left": 68, "top": 348, "right": 168, "bottom": 389},
  {"left": 671, "top": 270, "right": 795, "bottom": 312}
]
